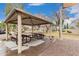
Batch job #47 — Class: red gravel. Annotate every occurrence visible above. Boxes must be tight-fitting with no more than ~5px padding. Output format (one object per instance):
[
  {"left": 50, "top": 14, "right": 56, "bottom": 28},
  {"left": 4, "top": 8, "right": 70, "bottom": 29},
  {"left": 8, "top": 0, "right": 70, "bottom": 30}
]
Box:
[
  {"left": 1, "top": 33, "right": 79, "bottom": 56},
  {"left": 40, "top": 39, "right": 79, "bottom": 56},
  {"left": 5, "top": 38, "right": 79, "bottom": 56}
]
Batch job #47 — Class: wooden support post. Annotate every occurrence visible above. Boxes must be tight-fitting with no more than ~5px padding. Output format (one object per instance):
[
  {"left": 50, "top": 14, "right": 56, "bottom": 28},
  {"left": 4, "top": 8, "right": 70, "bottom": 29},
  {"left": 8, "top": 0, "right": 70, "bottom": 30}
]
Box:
[
  {"left": 17, "top": 14, "right": 22, "bottom": 54},
  {"left": 49, "top": 24, "right": 52, "bottom": 40},
  {"left": 30, "top": 18, "right": 33, "bottom": 35},
  {"left": 32, "top": 25, "right": 33, "bottom": 35},
  {"left": 6, "top": 23, "right": 8, "bottom": 40},
  {"left": 50, "top": 24, "right": 52, "bottom": 33},
  {"left": 59, "top": 7, "right": 63, "bottom": 40}
]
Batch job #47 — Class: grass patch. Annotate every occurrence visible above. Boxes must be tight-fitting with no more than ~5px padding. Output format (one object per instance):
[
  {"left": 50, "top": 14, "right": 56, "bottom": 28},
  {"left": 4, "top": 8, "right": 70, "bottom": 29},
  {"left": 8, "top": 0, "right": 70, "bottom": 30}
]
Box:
[{"left": 44, "top": 31, "right": 79, "bottom": 40}]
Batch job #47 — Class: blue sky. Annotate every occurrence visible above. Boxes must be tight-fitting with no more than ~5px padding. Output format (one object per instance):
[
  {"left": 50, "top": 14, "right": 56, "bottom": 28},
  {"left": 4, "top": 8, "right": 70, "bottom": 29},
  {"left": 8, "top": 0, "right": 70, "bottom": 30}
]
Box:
[
  {"left": 24, "top": 3, "right": 61, "bottom": 16},
  {"left": 0, "top": 3, "right": 6, "bottom": 21},
  {"left": 0, "top": 3, "right": 77, "bottom": 22},
  {"left": 0, "top": 3, "right": 61, "bottom": 21}
]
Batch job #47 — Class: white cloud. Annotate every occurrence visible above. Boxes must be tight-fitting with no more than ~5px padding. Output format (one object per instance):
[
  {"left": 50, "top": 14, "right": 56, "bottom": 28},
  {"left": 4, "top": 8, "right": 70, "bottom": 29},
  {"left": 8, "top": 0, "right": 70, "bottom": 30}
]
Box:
[
  {"left": 28, "top": 3, "right": 44, "bottom": 6},
  {"left": 66, "top": 4, "right": 79, "bottom": 20},
  {"left": 69, "top": 4, "right": 79, "bottom": 14},
  {"left": 66, "top": 4, "right": 79, "bottom": 14}
]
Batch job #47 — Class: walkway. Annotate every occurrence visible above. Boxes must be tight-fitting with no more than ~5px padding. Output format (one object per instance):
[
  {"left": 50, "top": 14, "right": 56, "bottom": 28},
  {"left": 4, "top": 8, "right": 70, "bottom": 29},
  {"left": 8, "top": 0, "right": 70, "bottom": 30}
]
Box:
[{"left": 5, "top": 39, "right": 79, "bottom": 56}]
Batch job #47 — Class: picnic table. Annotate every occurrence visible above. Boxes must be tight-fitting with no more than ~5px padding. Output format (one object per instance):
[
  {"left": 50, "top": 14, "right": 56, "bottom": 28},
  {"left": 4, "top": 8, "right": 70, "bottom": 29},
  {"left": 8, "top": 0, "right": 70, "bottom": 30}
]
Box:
[{"left": 11, "top": 33, "right": 45, "bottom": 45}]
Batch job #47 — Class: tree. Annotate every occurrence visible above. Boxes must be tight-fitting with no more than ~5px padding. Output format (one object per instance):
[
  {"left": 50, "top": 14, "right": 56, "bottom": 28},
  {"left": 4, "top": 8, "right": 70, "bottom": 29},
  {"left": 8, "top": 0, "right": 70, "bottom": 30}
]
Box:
[
  {"left": 5, "top": 3, "right": 24, "bottom": 32},
  {"left": 76, "top": 21, "right": 79, "bottom": 28},
  {"left": 0, "top": 21, "right": 5, "bottom": 29},
  {"left": 53, "top": 11, "right": 64, "bottom": 31},
  {"left": 5, "top": 3, "right": 24, "bottom": 15}
]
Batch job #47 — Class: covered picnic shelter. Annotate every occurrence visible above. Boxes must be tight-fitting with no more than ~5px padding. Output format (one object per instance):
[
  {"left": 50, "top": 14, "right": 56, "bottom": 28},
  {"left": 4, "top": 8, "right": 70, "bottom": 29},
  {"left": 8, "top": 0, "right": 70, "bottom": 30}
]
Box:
[{"left": 4, "top": 8, "right": 52, "bottom": 54}]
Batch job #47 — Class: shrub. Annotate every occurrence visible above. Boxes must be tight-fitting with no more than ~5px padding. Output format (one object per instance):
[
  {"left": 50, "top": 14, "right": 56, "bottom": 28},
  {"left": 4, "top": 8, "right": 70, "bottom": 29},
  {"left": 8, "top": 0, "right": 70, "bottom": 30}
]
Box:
[
  {"left": 67, "top": 30, "right": 72, "bottom": 33},
  {"left": 62, "top": 30, "right": 65, "bottom": 32}
]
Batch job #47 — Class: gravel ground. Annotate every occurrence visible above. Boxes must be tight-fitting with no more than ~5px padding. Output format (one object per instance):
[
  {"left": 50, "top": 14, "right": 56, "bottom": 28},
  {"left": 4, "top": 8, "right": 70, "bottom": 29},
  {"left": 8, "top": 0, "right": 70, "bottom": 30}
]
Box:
[
  {"left": 0, "top": 34, "right": 6, "bottom": 41},
  {"left": 6, "top": 39, "right": 79, "bottom": 56}
]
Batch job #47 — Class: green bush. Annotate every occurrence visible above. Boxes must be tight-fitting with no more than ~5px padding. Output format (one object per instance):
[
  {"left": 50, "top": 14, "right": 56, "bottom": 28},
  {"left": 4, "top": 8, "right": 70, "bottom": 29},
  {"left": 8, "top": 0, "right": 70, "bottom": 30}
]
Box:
[
  {"left": 67, "top": 30, "right": 72, "bottom": 33},
  {"left": 62, "top": 30, "right": 65, "bottom": 32}
]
